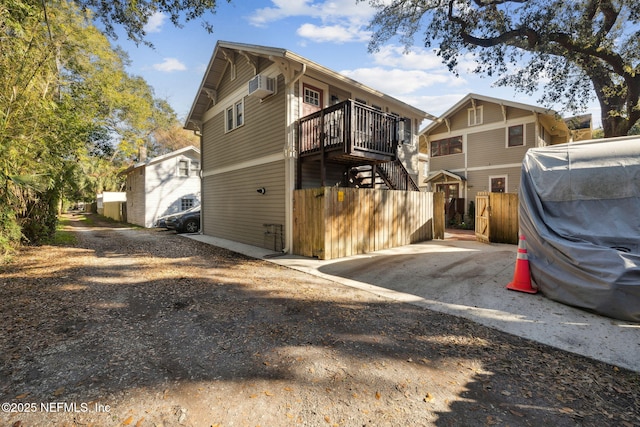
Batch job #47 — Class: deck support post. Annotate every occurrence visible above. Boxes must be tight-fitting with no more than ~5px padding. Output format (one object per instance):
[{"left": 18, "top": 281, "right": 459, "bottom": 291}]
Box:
[{"left": 320, "top": 107, "right": 326, "bottom": 186}]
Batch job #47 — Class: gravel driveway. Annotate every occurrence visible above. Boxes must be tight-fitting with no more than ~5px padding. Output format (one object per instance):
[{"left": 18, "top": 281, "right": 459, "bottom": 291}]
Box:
[{"left": 0, "top": 213, "right": 638, "bottom": 426}]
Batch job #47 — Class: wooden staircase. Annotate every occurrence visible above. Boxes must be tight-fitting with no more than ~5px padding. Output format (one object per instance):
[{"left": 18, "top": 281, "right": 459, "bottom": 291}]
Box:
[{"left": 348, "top": 160, "right": 420, "bottom": 191}]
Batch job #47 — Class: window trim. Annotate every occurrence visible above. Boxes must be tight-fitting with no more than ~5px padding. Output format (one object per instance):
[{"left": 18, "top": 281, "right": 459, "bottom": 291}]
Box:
[
  {"left": 225, "top": 97, "right": 245, "bottom": 133},
  {"left": 507, "top": 124, "right": 525, "bottom": 147},
  {"left": 303, "top": 83, "right": 322, "bottom": 107},
  {"left": 177, "top": 158, "right": 200, "bottom": 178},
  {"left": 489, "top": 175, "right": 508, "bottom": 193},
  {"left": 181, "top": 198, "right": 195, "bottom": 211},
  {"left": 430, "top": 136, "right": 463, "bottom": 157},
  {"left": 468, "top": 106, "right": 483, "bottom": 126},
  {"left": 177, "top": 160, "right": 189, "bottom": 177}
]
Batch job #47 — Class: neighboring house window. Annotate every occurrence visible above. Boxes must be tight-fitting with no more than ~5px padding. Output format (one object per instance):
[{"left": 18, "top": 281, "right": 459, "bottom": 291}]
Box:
[
  {"left": 431, "top": 136, "right": 463, "bottom": 157},
  {"left": 178, "top": 159, "right": 198, "bottom": 177},
  {"left": 508, "top": 124, "right": 524, "bottom": 147},
  {"left": 181, "top": 198, "right": 195, "bottom": 211},
  {"left": 226, "top": 98, "right": 244, "bottom": 132},
  {"left": 468, "top": 106, "right": 483, "bottom": 126},
  {"left": 490, "top": 176, "right": 507, "bottom": 193},
  {"left": 178, "top": 160, "right": 189, "bottom": 177},
  {"left": 303, "top": 84, "right": 321, "bottom": 106},
  {"left": 190, "top": 161, "right": 200, "bottom": 176}
]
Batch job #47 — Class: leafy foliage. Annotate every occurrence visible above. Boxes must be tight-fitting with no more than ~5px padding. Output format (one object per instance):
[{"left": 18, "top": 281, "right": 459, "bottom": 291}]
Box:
[
  {"left": 365, "top": 0, "right": 640, "bottom": 137},
  {"left": 1, "top": 0, "right": 204, "bottom": 253},
  {"left": 75, "top": 0, "right": 228, "bottom": 46}
]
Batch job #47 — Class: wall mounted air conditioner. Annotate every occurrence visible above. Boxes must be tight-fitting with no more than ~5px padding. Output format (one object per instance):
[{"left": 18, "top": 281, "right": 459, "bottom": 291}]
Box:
[{"left": 248, "top": 74, "right": 275, "bottom": 98}]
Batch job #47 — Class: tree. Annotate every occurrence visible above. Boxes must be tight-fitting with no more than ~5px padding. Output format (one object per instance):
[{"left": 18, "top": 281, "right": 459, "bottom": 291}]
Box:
[
  {"left": 74, "top": 0, "right": 227, "bottom": 45},
  {"left": 365, "top": 0, "right": 640, "bottom": 137},
  {"left": 0, "top": 0, "right": 200, "bottom": 252}
]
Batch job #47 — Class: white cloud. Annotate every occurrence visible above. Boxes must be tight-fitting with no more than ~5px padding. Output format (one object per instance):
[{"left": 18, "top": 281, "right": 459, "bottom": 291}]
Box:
[
  {"left": 411, "top": 94, "right": 470, "bottom": 118},
  {"left": 249, "top": 0, "right": 376, "bottom": 44},
  {"left": 340, "top": 67, "right": 462, "bottom": 95},
  {"left": 372, "top": 45, "right": 443, "bottom": 70},
  {"left": 153, "top": 58, "right": 187, "bottom": 72},
  {"left": 296, "top": 23, "right": 370, "bottom": 43},
  {"left": 249, "top": 0, "right": 317, "bottom": 27},
  {"left": 144, "top": 12, "right": 166, "bottom": 33}
]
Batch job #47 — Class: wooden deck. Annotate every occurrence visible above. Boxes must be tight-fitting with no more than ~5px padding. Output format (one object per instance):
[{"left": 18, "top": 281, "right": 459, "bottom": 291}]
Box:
[{"left": 298, "top": 100, "right": 400, "bottom": 164}]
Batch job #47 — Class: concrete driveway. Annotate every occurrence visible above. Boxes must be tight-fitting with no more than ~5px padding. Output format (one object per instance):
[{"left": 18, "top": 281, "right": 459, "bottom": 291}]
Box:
[{"left": 188, "top": 233, "right": 640, "bottom": 373}]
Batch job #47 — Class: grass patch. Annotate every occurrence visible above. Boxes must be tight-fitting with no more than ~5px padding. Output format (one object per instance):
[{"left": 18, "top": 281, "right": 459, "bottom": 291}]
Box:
[
  {"left": 50, "top": 216, "right": 77, "bottom": 246},
  {"left": 80, "top": 214, "right": 96, "bottom": 226}
]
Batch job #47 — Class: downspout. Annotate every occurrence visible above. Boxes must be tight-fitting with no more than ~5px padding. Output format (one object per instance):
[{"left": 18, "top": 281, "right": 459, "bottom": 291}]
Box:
[
  {"left": 282, "top": 63, "right": 306, "bottom": 254},
  {"left": 198, "top": 131, "right": 204, "bottom": 234}
]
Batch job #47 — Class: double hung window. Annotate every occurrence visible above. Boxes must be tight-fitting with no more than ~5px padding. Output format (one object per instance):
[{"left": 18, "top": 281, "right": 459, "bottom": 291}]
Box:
[{"left": 226, "top": 98, "right": 244, "bottom": 132}]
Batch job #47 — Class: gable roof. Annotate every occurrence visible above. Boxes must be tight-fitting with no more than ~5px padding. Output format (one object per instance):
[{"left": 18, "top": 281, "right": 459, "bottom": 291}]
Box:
[
  {"left": 185, "top": 40, "right": 436, "bottom": 131},
  {"left": 420, "top": 93, "right": 569, "bottom": 136},
  {"left": 423, "top": 169, "right": 466, "bottom": 183},
  {"left": 122, "top": 145, "right": 200, "bottom": 174}
]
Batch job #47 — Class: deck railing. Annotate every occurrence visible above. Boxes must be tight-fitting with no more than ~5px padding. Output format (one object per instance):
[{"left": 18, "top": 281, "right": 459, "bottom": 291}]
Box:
[
  {"left": 298, "top": 100, "right": 399, "bottom": 159},
  {"left": 378, "top": 160, "right": 421, "bottom": 191}
]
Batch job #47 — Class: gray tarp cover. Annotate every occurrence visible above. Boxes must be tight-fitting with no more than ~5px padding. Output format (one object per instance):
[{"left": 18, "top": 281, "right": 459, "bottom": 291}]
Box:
[{"left": 519, "top": 138, "right": 640, "bottom": 322}]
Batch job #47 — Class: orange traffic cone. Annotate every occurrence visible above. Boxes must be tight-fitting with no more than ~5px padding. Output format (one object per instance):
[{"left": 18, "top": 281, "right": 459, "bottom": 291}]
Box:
[{"left": 506, "top": 234, "right": 538, "bottom": 294}]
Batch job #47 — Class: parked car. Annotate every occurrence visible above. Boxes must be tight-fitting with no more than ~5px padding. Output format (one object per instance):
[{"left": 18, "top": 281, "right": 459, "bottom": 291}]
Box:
[
  {"left": 154, "top": 214, "right": 170, "bottom": 228},
  {"left": 165, "top": 206, "right": 200, "bottom": 233}
]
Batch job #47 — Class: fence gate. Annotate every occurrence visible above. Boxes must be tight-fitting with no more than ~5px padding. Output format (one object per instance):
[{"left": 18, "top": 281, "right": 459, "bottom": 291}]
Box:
[{"left": 475, "top": 191, "right": 490, "bottom": 243}]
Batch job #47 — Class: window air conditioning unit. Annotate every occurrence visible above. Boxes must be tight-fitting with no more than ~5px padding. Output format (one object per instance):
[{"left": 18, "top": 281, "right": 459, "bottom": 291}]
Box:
[{"left": 248, "top": 74, "right": 275, "bottom": 98}]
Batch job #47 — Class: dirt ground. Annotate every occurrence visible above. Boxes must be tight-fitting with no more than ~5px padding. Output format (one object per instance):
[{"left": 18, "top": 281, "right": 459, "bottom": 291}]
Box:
[{"left": 0, "top": 213, "right": 639, "bottom": 427}]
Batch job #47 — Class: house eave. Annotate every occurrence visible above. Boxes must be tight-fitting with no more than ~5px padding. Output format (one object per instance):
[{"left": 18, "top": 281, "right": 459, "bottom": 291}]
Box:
[
  {"left": 184, "top": 41, "right": 437, "bottom": 131},
  {"left": 419, "top": 93, "right": 569, "bottom": 136}
]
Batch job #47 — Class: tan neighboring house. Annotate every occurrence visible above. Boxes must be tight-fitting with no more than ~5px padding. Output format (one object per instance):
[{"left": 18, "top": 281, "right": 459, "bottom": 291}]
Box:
[
  {"left": 123, "top": 146, "right": 201, "bottom": 228},
  {"left": 96, "top": 191, "right": 126, "bottom": 222},
  {"left": 418, "top": 93, "right": 586, "bottom": 221},
  {"left": 185, "top": 41, "right": 434, "bottom": 252}
]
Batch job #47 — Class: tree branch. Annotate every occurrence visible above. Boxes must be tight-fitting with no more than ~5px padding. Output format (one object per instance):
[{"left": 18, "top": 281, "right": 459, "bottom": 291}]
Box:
[{"left": 447, "top": 1, "right": 538, "bottom": 48}]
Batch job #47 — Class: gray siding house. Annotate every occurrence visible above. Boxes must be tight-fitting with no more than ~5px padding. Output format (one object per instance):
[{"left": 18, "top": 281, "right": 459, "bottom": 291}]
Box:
[
  {"left": 418, "top": 94, "right": 576, "bottom": 220},
  {"left": 123, "top": 146, "right": 201, "bottom": 228},
  {"left": 185, "top": 41, "right": 434, "bottom": 252}
]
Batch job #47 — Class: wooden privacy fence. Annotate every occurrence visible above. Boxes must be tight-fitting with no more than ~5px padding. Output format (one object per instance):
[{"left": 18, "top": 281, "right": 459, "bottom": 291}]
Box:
[
  {"left": 475, "top": 191, "right": 519, "bottom": 244},
  {"left": 293, "top": 187, "right": 437, "bottom": 260}
]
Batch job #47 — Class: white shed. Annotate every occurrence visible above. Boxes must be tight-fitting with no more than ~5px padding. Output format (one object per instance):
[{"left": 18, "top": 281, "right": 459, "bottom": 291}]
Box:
[{"left": 123, "top": 146, "right": 201, "bottom": 228}]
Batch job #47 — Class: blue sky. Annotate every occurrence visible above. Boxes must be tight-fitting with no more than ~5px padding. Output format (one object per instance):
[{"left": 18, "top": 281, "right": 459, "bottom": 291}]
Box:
[{"left": 113, "top": 0, "right": 601, "bottom": 128}]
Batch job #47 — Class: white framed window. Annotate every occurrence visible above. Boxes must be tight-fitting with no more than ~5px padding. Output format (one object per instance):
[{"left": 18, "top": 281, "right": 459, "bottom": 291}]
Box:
[
  {"left": 181, "top": 198, "right": 195, "bottom": 210},
  {"left": 225, "top": 98, "right": 245, "bottom": 132},
  {"left": 178, "top": 159, "right": 199, "bottom": 177},
  {"left": 190, "top": 161, "right": 200, "bottom": 175},
  {"left": 507, "top": 124, "right": 524, "bottom": 147},
  {"left": 468, "top": 106, "right": 483, "bottom": 126},
  {"left": 178, "top": 160, "right": 189, "bottom": 177},
  {"left": 303, "top": 84, "right": 321, "bottom": 106},
  {"left": 490, "top": 175, "right": 507, "bottom": 193}
]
